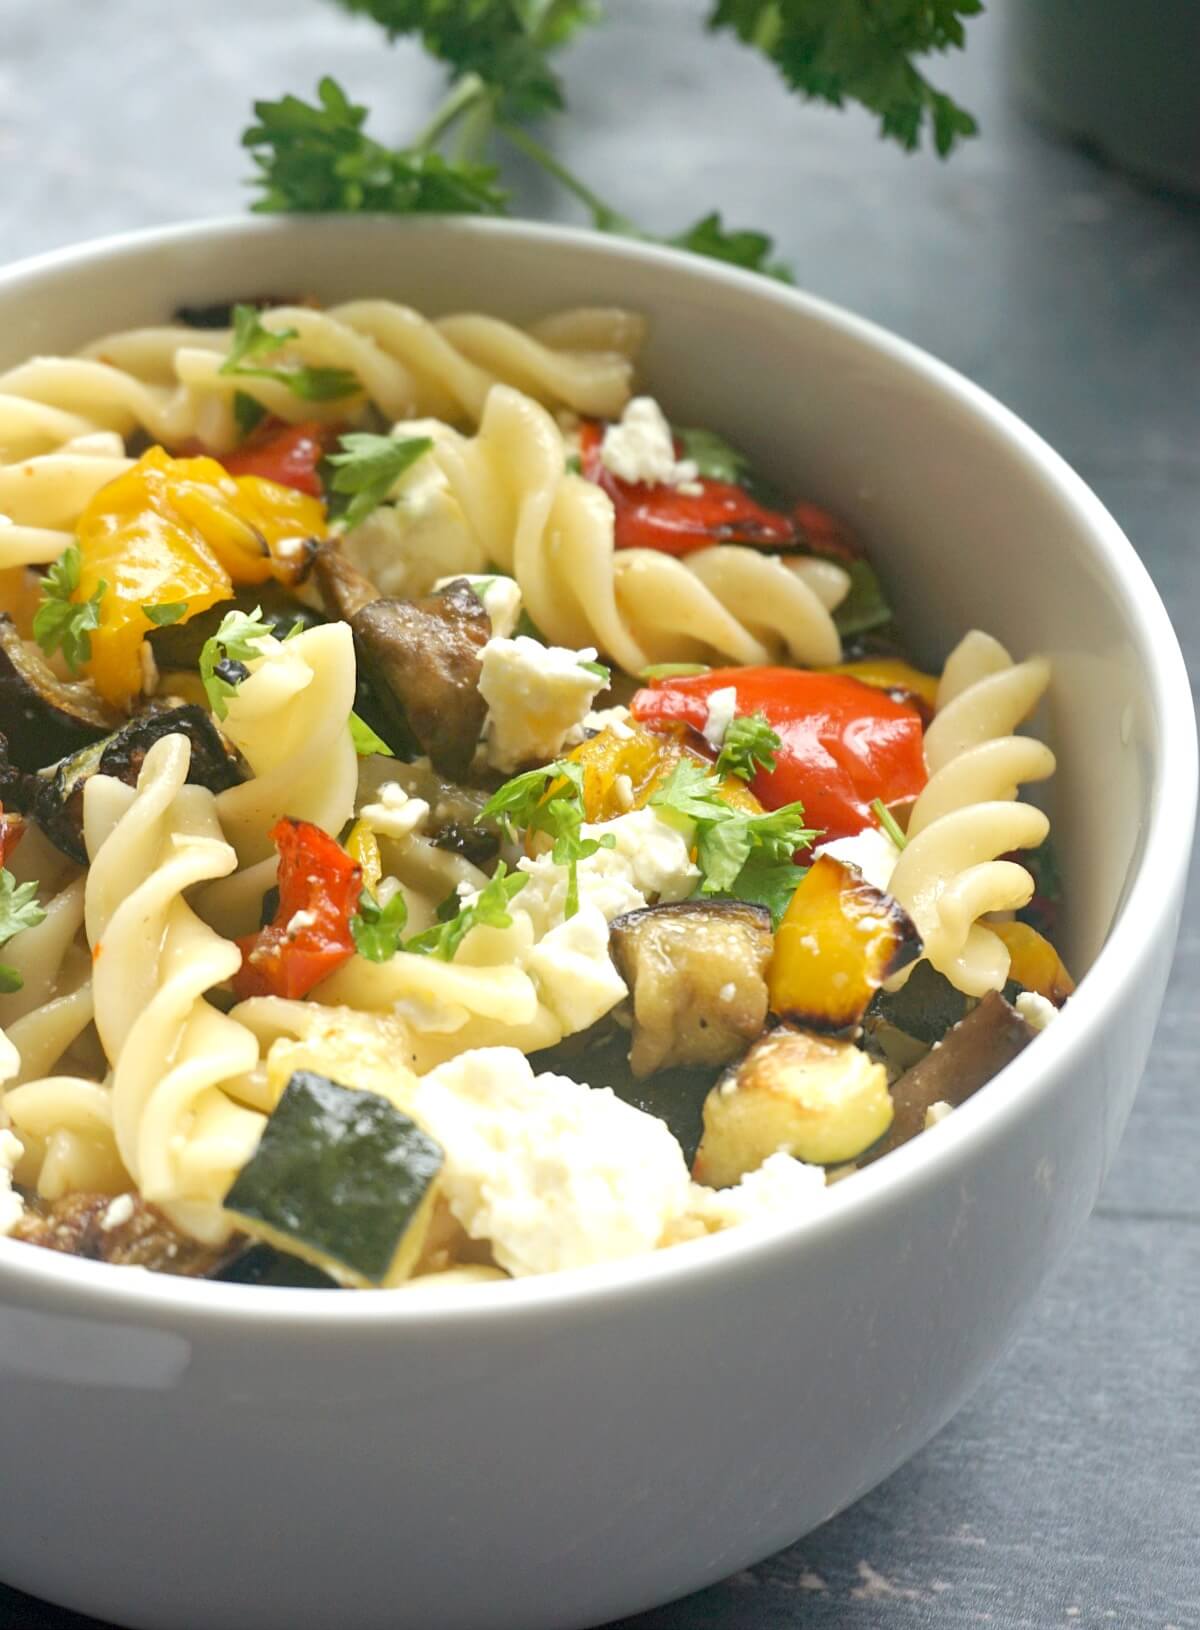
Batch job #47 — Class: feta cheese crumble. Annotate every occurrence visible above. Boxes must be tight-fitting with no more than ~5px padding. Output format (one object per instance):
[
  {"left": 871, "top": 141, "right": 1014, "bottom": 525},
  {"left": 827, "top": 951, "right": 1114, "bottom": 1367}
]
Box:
[
  {"left": 582, "top": 704, "right": 635, "bottom": 741},
  {"left": 600, "top": 397, "right": 700, "bottom": 490},
  {"left": 411, "top": 1048, "right": 692, "bottom": 1276},
  {"left": 479, "top": 636, "right": 607, "bottom": 773},
  {"left": 815, "top": 826, "right": 902, "bottom": 894},
  {"left": 434, "top": 572, "right": 522, "bottom": 639},
  {"left": 359, "top": 781, "right": 431, "bottom": 842},
  {"left": 924, "top": 1100, "right": 954, "bottom": 1129},
  {"left": 100, "top": 1193, "right": 136, "bottom": 1231},
  {"left": 514, "top": 807, "right": 699, "bottom": 935},
  {"left": 686, "top": 1152, "right": 827, "bottom": 1233},
  {"left": 1016, "top": 990, "right": 1057, "bottom": 1032},
  {"left": 701, "top": 685, "right": 738, "bottom": 749}
]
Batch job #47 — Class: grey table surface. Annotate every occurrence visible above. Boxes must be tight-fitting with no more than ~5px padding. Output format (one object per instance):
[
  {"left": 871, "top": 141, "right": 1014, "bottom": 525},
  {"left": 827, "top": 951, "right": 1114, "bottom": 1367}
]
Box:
[{"left": 1, "top": 3, "right": 1198, "bottom": 1627}]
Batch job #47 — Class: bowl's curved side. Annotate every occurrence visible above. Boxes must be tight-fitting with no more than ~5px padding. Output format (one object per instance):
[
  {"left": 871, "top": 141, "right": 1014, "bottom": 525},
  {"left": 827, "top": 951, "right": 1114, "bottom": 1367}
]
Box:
[{"left": 0, "top": 216, "right": 1193, "bottom": 1630}]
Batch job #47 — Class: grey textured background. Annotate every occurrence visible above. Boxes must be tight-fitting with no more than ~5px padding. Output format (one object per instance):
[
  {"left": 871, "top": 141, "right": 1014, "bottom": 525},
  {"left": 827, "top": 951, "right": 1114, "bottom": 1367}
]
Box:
[{"left": 2, "top": 2, "right": 1199, "bottom": 1626}]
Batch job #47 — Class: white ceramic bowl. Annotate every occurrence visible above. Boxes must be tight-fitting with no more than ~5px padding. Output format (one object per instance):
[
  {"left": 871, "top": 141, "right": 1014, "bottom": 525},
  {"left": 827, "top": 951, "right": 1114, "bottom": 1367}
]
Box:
[{"left": 0, "top": 218, "right": 1193, "bottom": 1630}]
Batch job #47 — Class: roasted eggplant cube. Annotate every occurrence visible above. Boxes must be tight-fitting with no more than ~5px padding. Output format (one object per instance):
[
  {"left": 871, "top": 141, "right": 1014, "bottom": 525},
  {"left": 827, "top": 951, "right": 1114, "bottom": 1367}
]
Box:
[
  {"left": 768, "top": 853, "right": 922, "bottom": 1035},
  {"left": 223, "top": 1070, "right": 443, "bottom": 1288},
  {"left": 610, "top": 901, "right": 773, "bottom": 1079},
  {"left": 693, "top": 1024, "right": 893, "bottom": 1186},
  {"left": 33, "top": 705, "right": 246, "bottom": 863},
  {"left": 0, "top": 614, "right": 118, "bottom": 772},
  {"left": 861, "top": 991, "right": 1036, "bottom": 1166}
]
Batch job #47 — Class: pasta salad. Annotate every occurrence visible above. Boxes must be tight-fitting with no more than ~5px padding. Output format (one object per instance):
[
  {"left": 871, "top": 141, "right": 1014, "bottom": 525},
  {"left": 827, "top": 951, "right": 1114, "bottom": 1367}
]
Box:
[{"left": 0, "top": 297, "right": 1071, "bottom": 1288}]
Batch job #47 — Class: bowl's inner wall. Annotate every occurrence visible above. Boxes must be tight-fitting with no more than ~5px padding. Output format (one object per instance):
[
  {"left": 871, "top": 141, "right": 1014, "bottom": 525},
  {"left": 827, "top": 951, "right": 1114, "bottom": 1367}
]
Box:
[{"left": 0, "top": 219, "right": 1158, "bottom": 976}]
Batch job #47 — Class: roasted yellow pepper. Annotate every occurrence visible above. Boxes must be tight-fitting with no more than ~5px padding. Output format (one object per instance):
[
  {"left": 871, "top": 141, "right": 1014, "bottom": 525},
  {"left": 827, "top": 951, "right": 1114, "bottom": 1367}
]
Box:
[
  {"left": 75, "top": 447, "right": 325, "bottom": 705},
  {"left": 768, "top": 853, "right": 922, "bottom": 1033},
  {"left": 826, "top": 657, "right": 939, "bottom": 711},
  {"left": 990, "top": 920, "right": 1075, "bottom": 1005}
]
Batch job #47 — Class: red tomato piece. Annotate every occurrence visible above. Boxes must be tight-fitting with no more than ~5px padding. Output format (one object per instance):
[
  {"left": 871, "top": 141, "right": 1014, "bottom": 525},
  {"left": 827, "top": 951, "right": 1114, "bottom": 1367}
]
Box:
[
  {"left": 631, "top": 667, "right": 927, "bottom": 842},
  {"left": 577, "top": 419, "right": 855, "bottom": 561},
  {"left": 0, "top": 805, "right": 24, "bottom": 867},
  {"left": 233, "top": 817, "right": 361, "bottom": 1001},
  {"left": 222, "top": 420, "right": 332, "bottom": 497}
]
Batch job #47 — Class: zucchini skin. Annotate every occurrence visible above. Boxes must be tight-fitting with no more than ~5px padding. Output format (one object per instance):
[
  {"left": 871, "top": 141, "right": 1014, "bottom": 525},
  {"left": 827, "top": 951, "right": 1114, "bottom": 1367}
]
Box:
[{"left": 223, "top": 1070, "right": 443, "bottom": 1288}]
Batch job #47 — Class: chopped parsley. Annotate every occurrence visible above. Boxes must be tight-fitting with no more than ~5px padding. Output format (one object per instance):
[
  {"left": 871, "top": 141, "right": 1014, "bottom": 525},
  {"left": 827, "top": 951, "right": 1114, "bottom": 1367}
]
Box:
[
  {"left": 219, "top": 303, "right": 361, "bottom": 402},
  {"left": 350, "top": 887, "right": 409, "bottom": 962},
  {"left": 324, "top": 431, "right": 435, "bottom": 531},
  {"left": 577, "top": 658, "right": 611, "bottom": 683},
  {"left": 638, "top": 662, "right": 710, "bottom": 681},
  {"left": 404, "top": 864, "right": 528, "bottom": 960},
  {"left": 675, "top": 426, "right": 748, "bottom": 485},
  {"left": 870, "top": 797, "right": 908, "bottom": 850},
  {"left": 715, "top": 712, "right": 779, "bottom": 782},
  {"left": 32, "top": 547, "right": 105, "bottom": 675},
  {"left": 143, "top": 601, "right": 189, "bottom": 627},
  {"left": 477, "top": 758, "right": 615, "bottom": 919},
  {"left": 0, "top": 869, "right": 46, "bottom": 993},
  {"left": 198, "top": 605, "right": 277, "bottom": 718},
  {"left": 649, "top": 757, "right": 818, "bottom": 925}
]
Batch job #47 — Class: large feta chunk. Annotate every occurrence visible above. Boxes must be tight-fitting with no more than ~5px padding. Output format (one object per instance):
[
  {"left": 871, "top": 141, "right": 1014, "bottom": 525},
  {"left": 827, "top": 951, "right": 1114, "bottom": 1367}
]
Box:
[
  {"left": 434, "top": 573, "right": 522, "bottom": 639},
  {"left": 479, "top": 636, "right": 607, "bottom": 773},
  {"left": 1015, "top": 990, "right": 1057, "bottom": 1032},
  {"left": 600, "top": 397, "right": 700, "bottom": 491},
  {"left": 524, "top": 904, "right": 628, "bottom": 1035},
  {"left": 815, "top": 826, "right": 902, "bottom": 894},
  {"left": 412, "top": 1048, "right": 691, "bottom": 1275},
  {"left": 341, "top": 434, "right": 486, "bottom": 598},
  {"left": 515, "top": 807, "right": 698, "bottom": 935}
]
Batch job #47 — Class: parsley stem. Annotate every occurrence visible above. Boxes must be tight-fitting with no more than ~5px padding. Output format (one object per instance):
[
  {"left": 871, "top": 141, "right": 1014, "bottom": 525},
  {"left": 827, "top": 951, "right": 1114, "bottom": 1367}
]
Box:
[
  {"left": 413, "top": 72, "right": 487, "bottom": 152},
  {"left": 498, "top": 123, "right": 623, "bottom": 226},
  {"left": 454, "top": 95, "right": 496, "bottom": 166},
  {"left": 871, "top": 797, "right": 908, "bottom": 850}
]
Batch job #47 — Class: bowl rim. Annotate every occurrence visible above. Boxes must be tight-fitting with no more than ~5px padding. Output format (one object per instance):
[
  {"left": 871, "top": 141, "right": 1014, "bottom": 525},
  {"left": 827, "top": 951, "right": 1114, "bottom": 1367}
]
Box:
[{"left": 0, "top": 212, "right": 1194, "bottom": 1329}]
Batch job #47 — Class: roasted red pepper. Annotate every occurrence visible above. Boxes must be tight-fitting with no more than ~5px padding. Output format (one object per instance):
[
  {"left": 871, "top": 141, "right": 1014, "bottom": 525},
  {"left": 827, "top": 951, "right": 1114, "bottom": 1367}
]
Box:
[
  {"left": 233, "top": 817, "right": 361, "bottom": 1001},
  {"left": 222, "top": 420, "right": 332, "bottom": 497},
  {"left": 631, "top": 667, "right": 927, "bottom": 842},
  {"left": 0, "top": 804, "right": 24, "bottom": 867},
  {"left": 578, "top": 419, "right": 855, "bottom": 561}
]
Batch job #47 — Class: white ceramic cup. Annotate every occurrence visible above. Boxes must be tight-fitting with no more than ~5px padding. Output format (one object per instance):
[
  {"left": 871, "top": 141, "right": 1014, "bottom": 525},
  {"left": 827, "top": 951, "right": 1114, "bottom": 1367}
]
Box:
[{"left": 0, "top": 217, "right": 1193, "bottom": 1630}]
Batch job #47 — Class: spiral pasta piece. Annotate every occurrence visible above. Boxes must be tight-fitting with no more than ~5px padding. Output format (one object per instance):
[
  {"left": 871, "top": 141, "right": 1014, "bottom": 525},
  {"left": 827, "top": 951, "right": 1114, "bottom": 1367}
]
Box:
[
  {"left": 79, "top": 734, "right": 262, "bottom": 1240},
  {"left": 204, "top": 621, "right": 359, "bottom": 937},
  {"left": 0, "top": 301, "right": 641, "bottom": 572},
  {"left": 349, "top": 386, "right": 848, "bottom": 675},
  {"left": 887, "top": 631, "right": 1055, "bottom": 997}
]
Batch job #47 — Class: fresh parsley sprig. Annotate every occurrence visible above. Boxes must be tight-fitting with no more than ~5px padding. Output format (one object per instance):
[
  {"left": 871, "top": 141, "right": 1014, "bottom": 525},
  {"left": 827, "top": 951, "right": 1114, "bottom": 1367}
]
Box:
[
  {"left": 32, "top": 547, "right": 106, "bottom": 675},
  {"left": 649, "top": 757, "right": 818, "bottom": 925},
  {"left": 348, "top": 712, "right": 396, "bottom": 757},
  {"left": 716, "top": 712, "right": 780, "bottom": 782},
  {"left": 477, "top": 757, "right": 616, "bottom": 919},
  {"left": 219, "top": 303, "right": 362, "bottom": 402},
  {"left": 241, "top": 2, "right": 979, "bottom": 282},
  {"left": 324, "top": 431, "right": 435, "bottom": 530},
  {"left": 198, "top": 605, "right": 279, "bottom": 718},
  {"left": 0, "top": 869, "right": 46, "bottom": 994}
]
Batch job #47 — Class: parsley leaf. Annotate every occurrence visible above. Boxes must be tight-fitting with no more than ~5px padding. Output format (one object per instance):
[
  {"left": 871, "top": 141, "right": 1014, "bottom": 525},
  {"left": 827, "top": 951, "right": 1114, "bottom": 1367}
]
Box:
[
  {"left": 709, "top": 0, "right": 981, "bottom": 157},
  {"left": 477, "top": 758, "right": 615, "bottom": 918},
  {"left": 350, "top": 887, "right": 409, "bottom": 962},
  {"left": 404, "top": 863, "right": 528, "bottom": 959},
  {"left": 143, "top": 602, "right": 189, "bottom": 628},
  {"left": 32, "top": 547, "right": 106, "bottom": 676},
  {"left": 649, "top": 757, "right": 818, "bottom": 917},
  {"left": 716, "top": 712, "right": 780, "bottom": 782},
  {"left": 219, "top": 302, "right": 361, "bottom": 401},
  {"left": 676, "top": 426, "right": 750, "bottom": 485},
  {"left": 244, "top": 78, "right": 509, "bottom": 216},
  {"left": 233, "top": 390, "right": 268, "bottom": 438},
  {"left": 638, "top": 662, "right": 711, "bottom": 681},
  {"left": 715, "top": 845, "right": 808, "bottom": 927},
  {"left": 348, "top": 712, "right": 396, "bottom": 757},
  {"left": 0, "top": 868, "right": 46, "bottom": 993},
  {"left": 578, "top": 658, "right": 610, "bottom": 682},
  {"left": 833, "top": 557, "right": 892, "bottom": 638},
  {"left": 667, "top": 211, "right": 794, "bottom": 282},
  {"left": 199, "top": 605, "right": 277, "bottom": 719},
  {"left": 325, "top": 432, "right": 435, "bottom": 531}
]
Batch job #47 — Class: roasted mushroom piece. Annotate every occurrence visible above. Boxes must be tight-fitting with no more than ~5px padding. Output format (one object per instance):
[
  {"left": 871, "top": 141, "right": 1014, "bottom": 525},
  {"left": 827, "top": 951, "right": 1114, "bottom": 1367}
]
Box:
[
  {"left": 0, "top": 614, "right": 120, "bottom": 771},
  {"left": 860, "top": 991, "right": 1036, "bottom": 1166},
  {"left": 32, "top": 705, "right": 246, "bottom": 863},
  {"left": 351, "top": 579, "right": 491, "bottom": 779},
  {"left": 609, "top": 900, "right": 774, "bottom": 1079},
  {"left": 312, "top": 545, "right": 380, "bottom": 623},
  {"left": 693, "top": 1024, "right": 893, "bottom": 1186}
]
